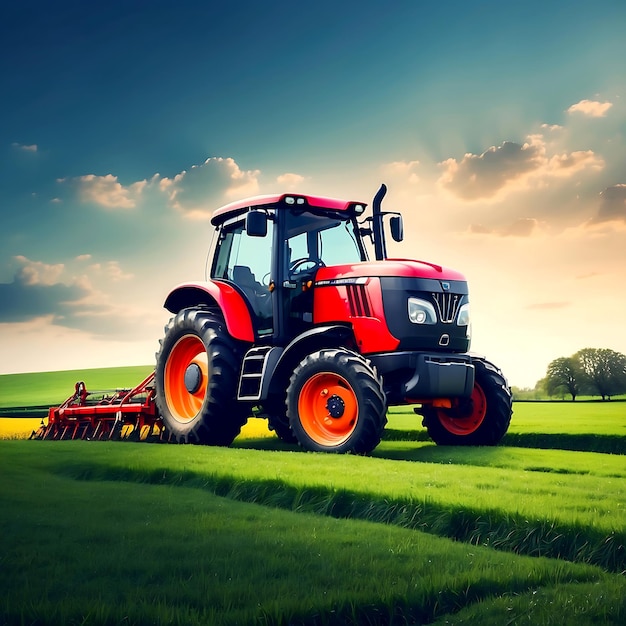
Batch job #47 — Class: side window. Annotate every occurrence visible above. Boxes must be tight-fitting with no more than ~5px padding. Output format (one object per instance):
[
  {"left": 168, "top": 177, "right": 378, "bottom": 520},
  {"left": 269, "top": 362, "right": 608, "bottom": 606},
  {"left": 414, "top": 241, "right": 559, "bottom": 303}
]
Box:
[
  {"left": 211, "top": 220, "right": 274, "bottom": 333},
  {"left": 212, "top": 228, "right": 237, "bottom": 280},
  {"left": 212, "top": 223, "right": 273, "bottom": 285}
]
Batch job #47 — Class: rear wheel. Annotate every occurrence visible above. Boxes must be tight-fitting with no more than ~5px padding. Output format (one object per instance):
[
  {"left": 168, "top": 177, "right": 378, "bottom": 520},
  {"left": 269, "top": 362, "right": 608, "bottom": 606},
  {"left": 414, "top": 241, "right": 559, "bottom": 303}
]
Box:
[
  {"left": 421, "top": 357, "right": 512, "bottom": 445},
  {"left": 287, "top": 349, "right": 387, "bottom": 454},
  {"left": 155, "top": 308, "right": 249, "bottom": 445}
]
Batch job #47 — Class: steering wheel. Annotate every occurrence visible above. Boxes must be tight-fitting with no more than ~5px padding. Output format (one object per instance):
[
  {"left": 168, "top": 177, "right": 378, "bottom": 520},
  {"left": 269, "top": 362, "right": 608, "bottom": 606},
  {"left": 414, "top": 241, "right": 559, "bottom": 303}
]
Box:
[{"left": 289, "top": 257, "right": 325, "bottom": 276}]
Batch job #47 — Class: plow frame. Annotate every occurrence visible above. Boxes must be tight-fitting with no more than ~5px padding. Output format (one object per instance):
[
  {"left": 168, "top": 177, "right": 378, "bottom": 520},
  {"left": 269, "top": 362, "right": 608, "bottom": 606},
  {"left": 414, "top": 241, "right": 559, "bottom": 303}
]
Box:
[{"left": 31, "top": 372, "right": 163, "bottom": 442}]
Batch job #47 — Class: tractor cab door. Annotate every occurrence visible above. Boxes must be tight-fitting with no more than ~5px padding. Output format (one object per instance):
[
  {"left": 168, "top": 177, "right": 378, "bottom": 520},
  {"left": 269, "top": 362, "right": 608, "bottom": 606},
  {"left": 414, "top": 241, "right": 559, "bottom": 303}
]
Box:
[
  {"left": 211, "top": 218, "right": 274, "bottom": 336},
  {"left": 282, "top": 229, "right": 319, "bottom": 338},
  {"left": 280, "top": 213, "right": 363, "bottom": 340}
]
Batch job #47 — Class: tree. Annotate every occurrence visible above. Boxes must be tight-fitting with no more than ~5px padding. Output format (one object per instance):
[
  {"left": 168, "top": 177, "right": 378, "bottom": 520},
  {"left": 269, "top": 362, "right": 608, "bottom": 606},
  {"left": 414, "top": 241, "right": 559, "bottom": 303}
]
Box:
[
  {"left": 545, "top": 357, "right": 582, "bottom": 400},
  {"left": 573, "top": 348, "right": 626, "bottom": 400}
]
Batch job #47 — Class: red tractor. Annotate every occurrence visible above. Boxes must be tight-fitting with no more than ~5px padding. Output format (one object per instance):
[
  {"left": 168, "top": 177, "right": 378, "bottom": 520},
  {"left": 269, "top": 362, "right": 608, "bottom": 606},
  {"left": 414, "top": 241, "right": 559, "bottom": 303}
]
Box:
[{"left": 154, "top": 184, "right": 512, "bottom": 453}]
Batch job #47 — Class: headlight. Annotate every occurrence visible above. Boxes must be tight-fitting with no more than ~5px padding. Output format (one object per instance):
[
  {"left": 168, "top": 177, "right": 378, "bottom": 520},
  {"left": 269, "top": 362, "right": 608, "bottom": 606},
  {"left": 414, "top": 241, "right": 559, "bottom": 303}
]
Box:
[
  {"left": 408, "top": 298, "right": 437, "bottom": 324},
  {"left": 456, "top": 302, "right": 470, "bottom": 326},
  {"left": 457, "top": 302, "right": 472, "bottom": 343}
]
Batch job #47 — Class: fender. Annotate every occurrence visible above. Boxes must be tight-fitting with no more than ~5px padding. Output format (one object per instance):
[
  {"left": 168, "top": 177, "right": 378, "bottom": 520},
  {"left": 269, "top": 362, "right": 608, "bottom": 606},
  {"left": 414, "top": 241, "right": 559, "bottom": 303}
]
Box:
[
  {"left": 164, "top": 280, "right": 255, "bottom": 342},
  {"left": 262, "top": 324, "right": 356, "bottom": 399}
]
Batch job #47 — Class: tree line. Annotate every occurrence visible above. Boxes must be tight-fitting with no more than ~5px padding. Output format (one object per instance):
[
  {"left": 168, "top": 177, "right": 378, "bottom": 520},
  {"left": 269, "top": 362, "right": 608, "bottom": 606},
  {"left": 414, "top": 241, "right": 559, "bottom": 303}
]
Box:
[{"left": 540, "top": 348, "right": 626, "bottom": 401}]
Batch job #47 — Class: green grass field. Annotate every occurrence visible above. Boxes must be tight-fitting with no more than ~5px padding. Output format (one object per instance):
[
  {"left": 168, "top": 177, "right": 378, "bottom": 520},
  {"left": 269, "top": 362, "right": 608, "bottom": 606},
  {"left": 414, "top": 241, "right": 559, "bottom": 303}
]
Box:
[
  {"left": 0, "top": 367, "right": 625, "bottom": 624},
  {"left": 0, "top": 365, "right": 154, "bottom": 409}
]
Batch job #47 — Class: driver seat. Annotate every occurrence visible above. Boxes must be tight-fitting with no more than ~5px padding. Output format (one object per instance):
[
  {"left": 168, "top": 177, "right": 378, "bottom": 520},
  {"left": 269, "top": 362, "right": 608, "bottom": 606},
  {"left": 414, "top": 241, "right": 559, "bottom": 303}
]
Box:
[{"left": 232, "top": 265, "right": 272, "bottom": 328}]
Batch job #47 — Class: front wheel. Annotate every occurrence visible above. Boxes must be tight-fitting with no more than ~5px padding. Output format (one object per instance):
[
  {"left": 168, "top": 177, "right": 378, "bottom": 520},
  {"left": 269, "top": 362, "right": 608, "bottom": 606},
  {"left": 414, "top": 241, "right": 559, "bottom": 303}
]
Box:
[
  {"left": 421, "top": 357, "right": 512, "bottom": 446},
  {"left": 155, "top": 308, "right": 249, "bottom": 445},
  {"left": 287, "top": 349, "right": 387, "bottom": 454}
]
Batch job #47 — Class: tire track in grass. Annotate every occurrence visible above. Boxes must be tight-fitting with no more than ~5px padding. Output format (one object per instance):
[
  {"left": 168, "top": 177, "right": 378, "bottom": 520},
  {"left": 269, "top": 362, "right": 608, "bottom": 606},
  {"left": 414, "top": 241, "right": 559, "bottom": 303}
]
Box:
[{"left": 53, "top": 459, "right": 625, "bottom": 574}]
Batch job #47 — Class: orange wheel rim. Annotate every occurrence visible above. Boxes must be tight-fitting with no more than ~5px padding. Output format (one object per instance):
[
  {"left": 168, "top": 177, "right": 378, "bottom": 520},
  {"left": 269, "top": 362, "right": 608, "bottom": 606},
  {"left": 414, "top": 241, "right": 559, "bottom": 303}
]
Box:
[
  {"left": 437, "top": 383, "right": 487, "bottom": 436},
  {"left": 164, "top": 335, "right": 208, "bottom": 422},
  {"left": 298, "top": 372, "right": 358, "bottom": 446}
]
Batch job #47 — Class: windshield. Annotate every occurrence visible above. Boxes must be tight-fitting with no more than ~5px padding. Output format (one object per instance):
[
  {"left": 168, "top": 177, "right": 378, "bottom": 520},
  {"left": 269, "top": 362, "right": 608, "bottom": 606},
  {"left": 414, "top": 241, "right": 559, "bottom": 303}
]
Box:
[{"left": 285, "top": 209, "right": 365, "bottom": 268}]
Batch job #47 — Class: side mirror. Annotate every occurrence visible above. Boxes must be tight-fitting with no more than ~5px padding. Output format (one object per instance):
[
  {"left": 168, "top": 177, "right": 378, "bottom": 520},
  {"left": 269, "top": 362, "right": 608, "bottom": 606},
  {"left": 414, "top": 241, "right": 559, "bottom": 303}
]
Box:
[
  {"left": 390, "top": 215, "right": 404, "bottom": 242},
  {"left": 246, "top": 210, "right": 268, "bottom": 237}
]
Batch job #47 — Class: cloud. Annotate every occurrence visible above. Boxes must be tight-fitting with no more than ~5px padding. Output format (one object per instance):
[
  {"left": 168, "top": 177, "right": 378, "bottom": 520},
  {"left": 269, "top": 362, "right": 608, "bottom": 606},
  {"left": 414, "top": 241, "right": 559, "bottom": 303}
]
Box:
[
  {"left": 502, "top": 218, "right": 540, "bottom": 237},
  {"left": 0, "top": 256, "right": 140, "bottom": 337},
  {"left": 381, "top": 160, "right": 421, "bottom": 185},
  {"left": 276, "top": 172, "right": 306, "bottom": 189},
  {"left": 12, "top": 142, "right": 38, "bottom": 152},
  {"left": 13, "top": 255, "right": 65, "bottom": 286},
  {"left": 66, "top": 174, "right": 147, "bottom": 208},
  {"left": 88, "top": 260, "right": 134, "bottom": 281},
  {"left": 0, "top": 258, "right": 90, "bottom": 324},
  {"left": 438, "top": 139, "right": 544, "bottom": 200},
  {"left": 567, "top": 99, "right": 613, "bottom": 117},
  {"left": 545, "top": 150, "right": 602, "bottom": 177},
  {"left": 591, "top": 184, "right": 626, "bottom": 223},
  {"left": 540, "top": 124, "right": 563, "bottom": 132},
  {"left": 438, "top": 135, "right": 603, "bottom": 201},
  {"left": 159, "top": 157, "right": 260, "bottom": 218},
  {"left": 58, "top": 156, "right": 263, "bottom": 219}
]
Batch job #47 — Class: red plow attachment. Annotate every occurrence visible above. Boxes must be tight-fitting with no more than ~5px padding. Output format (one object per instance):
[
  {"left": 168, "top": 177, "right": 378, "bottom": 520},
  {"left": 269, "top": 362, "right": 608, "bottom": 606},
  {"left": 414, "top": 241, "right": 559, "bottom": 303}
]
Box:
[{"left": 30, "top": 372, "right": 163, "bottom": 442}]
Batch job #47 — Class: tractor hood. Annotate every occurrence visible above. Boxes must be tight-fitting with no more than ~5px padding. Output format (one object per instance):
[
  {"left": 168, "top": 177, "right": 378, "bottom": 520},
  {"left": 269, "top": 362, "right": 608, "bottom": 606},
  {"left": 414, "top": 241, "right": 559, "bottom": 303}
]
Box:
[{"left": 315, "top": 259, "right": 467, "bottom": 283}]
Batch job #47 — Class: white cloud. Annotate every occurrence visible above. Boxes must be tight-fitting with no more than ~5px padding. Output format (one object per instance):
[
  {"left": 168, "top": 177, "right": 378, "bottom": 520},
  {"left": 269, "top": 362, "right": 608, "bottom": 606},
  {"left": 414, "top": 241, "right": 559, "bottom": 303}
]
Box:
[
  {"left": 540, "top": 123, "right": 563, "bottom": 132},
  {"left": 159, "top": 157, "right": 261, "bottom": 219},
  {"left": 0, "top": 254, "right": 147, "bottom": 340},
  {"left": 437, "top": 135, "right": 603, "bottom": 202},
  {"left": 276, "top": 172, "right": 306, "bottom": 189},
  {"left": 0, "top": 316, "right": 159, "bottom": 375},
  {"left": 567, "top": 99, "right": 613, "bottom": 117},
  {"left": 545, "top": 150, "right": 603, "bottom": 177},
  {"left": 59, "top": 156, "right": 265, "bottom": 219},
  {"left": 438, "top": 138, "right": 544, "bottom": 200},
  {"left": 381, "top": 160, "right": 421, "bottom": 185},
  {"left": 12, "top": 142, "right": 38, "bottom": 152},
  {"left": 14, "top": 255, "right": 64, "bottom": 286},
  {"left": 88, "top": 260, "right": 134, "bottom": 281},
  {"left": 71, "top": 174, "right": 147, "bottom": 208},
  {"left": 591, "top": 184, "right": 626, "bottom": 223}
]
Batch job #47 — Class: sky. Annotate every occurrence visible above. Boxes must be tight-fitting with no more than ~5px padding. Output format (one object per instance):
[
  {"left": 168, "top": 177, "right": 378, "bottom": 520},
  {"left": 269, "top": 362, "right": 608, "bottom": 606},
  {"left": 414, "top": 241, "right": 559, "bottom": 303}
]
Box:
[{"left": 1, "top": 0, "right": 625, "bottom": 389}]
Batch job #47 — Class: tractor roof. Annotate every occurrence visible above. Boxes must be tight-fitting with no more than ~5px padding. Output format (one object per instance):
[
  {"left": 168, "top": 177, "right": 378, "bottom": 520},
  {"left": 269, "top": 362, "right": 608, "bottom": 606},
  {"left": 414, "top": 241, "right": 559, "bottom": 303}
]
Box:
[{"left": 210, "top": 193, "right": 367, "bottom": 226}]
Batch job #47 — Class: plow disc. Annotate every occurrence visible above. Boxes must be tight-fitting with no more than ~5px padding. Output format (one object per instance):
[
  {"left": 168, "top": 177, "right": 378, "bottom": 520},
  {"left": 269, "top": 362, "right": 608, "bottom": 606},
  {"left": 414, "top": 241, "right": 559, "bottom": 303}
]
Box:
[{"left": 30, "top": 372, "right": 164, "bottom": 442}]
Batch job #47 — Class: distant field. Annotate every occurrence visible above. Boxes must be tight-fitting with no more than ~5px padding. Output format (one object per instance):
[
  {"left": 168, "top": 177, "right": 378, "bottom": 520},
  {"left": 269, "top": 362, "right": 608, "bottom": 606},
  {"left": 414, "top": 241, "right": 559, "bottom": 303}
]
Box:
[
  {"left": 0, "top": 365, "right": 154, "bottom": 408},
  {"left": 388, "top": 401, "right": 626, "bottom": 437},
  {"left": 1, "top": 366, "right": 625, "bottom": 444}
]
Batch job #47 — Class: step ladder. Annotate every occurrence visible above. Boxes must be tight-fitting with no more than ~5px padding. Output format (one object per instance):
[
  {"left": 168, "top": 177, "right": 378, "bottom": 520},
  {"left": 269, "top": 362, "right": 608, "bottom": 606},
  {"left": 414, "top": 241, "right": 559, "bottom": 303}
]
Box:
[{"left": 237, "top": 346, "right": 283, "bottom": 401}]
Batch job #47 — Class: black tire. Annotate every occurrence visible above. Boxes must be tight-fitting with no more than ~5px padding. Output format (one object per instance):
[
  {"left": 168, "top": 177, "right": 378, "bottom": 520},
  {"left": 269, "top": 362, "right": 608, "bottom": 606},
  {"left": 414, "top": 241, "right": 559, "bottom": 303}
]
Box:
[
  {"left": 263, "top": 395, "right": 298, "bottom": 443},
  {"left": 421, "top": 357, "right": 512, "bottom": 445},
  {"left": 286, "top": 348, "right": 387, "bottom": 454},
  {"left": 155, "top": 308, "right": 249, "bottom": 445}
]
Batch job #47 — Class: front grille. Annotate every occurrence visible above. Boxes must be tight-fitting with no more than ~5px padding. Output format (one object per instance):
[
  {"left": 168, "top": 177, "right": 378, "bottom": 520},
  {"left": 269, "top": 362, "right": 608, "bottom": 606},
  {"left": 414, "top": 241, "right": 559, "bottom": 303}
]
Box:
[{"left": 432, "top": 292, "right": 461, "bottom": 323}]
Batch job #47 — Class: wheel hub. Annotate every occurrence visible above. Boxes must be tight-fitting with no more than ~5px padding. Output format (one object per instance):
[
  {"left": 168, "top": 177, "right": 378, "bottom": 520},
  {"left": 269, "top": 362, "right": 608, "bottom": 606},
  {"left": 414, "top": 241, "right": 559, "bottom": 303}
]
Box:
[
  {"left": 326, "top": 394, "right": 345, "bottom": 418},
  {"left": 184, "top": 363, "right": 203, "bottom": 394}
]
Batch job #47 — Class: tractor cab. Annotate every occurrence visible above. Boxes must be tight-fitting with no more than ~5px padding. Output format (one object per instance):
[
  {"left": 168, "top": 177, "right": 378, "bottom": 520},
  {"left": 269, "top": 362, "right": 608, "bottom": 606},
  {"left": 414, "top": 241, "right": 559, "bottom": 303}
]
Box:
[{"left": 209, "top": 193, "right": 375, "bottom": 342}]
